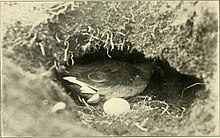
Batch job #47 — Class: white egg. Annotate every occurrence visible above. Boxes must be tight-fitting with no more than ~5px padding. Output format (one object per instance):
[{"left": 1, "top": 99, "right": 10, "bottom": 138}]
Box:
[{"left": 103, "top": 98, "right": 130, "bottom": 116}]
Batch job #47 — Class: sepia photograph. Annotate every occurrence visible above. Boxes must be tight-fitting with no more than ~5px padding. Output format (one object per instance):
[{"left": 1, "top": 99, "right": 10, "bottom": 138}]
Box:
[{"left": 1, "top": 1, "right": 219, "bottom": 136}]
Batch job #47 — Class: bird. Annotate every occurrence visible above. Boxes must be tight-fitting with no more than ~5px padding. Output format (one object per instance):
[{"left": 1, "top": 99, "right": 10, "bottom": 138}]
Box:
[{"left": 58, "top": 59, "right": 154, "bottom": 104}]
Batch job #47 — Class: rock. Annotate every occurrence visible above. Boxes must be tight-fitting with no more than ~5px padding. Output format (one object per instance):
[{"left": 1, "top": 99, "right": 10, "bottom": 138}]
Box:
[{"left": 51, "top": 102, "right": 66, "bottom": 112}]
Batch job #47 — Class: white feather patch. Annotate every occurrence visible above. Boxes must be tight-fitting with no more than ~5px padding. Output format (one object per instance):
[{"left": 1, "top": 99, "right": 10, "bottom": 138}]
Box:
[{"left": 63, "top": 76, "right": 98, "bottom": 94}]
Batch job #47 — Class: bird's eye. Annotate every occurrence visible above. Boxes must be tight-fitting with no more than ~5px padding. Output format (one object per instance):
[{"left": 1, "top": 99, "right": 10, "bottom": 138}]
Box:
[{"left": 136, "top": 66, "right": 140, "bottom": 70}]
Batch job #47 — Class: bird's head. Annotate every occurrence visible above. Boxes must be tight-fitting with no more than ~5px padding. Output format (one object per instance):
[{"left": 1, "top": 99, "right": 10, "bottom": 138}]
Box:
[{"left": 135, "top": 62, "right": 155, "bottom": 80}]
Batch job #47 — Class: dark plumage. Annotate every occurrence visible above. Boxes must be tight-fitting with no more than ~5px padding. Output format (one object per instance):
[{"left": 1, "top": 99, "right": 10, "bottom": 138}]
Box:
[{"left": 57, "top": 60, "right": 154, "bottom": 103}]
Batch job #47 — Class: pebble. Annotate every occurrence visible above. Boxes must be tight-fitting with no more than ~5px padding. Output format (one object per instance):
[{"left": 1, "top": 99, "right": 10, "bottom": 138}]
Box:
[
  {"left": 51, "top": 102, "right": 66, "bottom": 112},
  {"left": 103, "top": 98, "right": 130, "bottom": 116}
]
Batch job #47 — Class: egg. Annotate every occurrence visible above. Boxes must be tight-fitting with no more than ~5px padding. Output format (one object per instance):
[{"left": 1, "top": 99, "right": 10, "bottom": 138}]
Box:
[{"left": 103, "top": 98, "right": 130, "bottom": 116}]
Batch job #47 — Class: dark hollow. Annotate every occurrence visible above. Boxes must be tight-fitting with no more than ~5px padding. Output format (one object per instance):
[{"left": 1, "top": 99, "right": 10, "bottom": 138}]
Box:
[
  {"left": 72, "top": 47, "right": 149, "bottom": 65},
  {"left": 54, "top": 48, "right": 205, "bottom": 107}
]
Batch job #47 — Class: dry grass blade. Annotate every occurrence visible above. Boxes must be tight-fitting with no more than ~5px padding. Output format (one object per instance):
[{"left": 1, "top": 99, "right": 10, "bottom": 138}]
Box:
[{"left": 181, "top": 83, "right": 205, "bottom": 99}]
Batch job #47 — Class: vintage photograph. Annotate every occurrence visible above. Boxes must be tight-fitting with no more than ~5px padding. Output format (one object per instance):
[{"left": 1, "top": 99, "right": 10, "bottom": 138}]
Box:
[{"left": 1, "top": 1, "right": 219, "bottom": 136}]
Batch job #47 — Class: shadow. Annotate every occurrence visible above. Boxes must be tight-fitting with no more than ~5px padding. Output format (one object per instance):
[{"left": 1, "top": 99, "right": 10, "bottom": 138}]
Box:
[{"left": 140, "top": 58, "right": 205, "bottom": 108}]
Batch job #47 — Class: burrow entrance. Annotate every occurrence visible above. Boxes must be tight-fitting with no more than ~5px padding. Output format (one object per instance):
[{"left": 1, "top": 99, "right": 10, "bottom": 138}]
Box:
[
  {"left": 55, "top": 47, "right": 205, "bottom": 107},
  {"left": 53, "top": 47, "right": 205, "bottom": 135}
]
